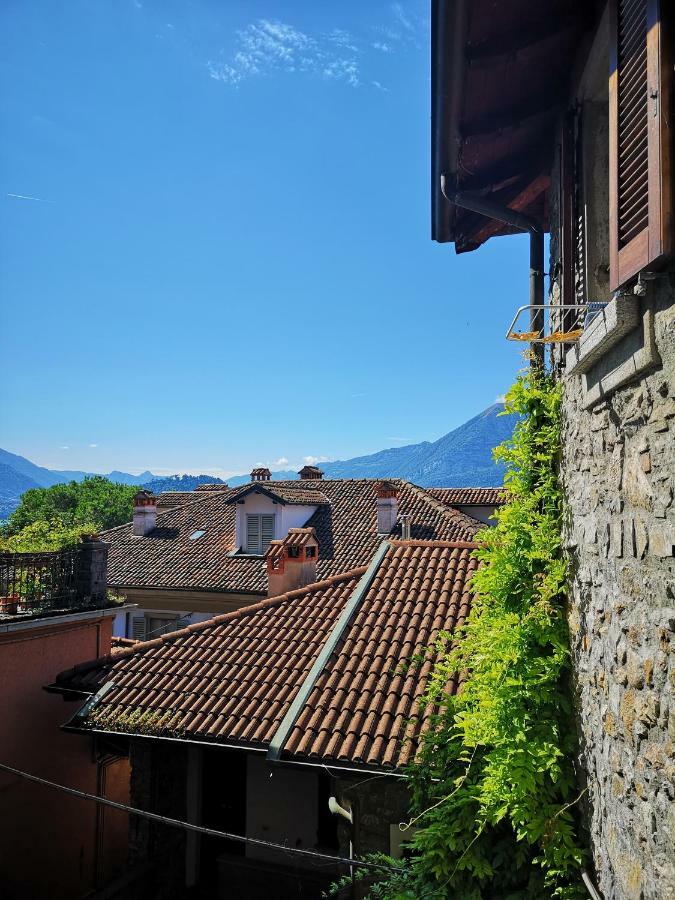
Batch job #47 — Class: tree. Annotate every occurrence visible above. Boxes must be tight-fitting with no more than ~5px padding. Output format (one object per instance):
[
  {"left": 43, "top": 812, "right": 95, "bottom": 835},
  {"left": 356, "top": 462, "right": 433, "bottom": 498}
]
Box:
[
  {"left": 0, "top": 520, "right": 99, "bottom": 552},
  {"left": 5, "top": 476, "right": 137, "bottom": 534}
]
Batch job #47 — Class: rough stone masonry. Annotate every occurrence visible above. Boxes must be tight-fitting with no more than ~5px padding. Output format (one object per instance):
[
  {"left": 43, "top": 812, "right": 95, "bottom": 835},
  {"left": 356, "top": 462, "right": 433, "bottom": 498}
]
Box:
[{"left": 556, "top": 276, "right": 675, "bottom": 899}]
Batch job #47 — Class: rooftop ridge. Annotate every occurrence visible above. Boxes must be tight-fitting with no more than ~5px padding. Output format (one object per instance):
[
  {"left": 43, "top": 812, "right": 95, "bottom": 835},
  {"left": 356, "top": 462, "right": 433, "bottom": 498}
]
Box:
[
  {"left": 388, "top": 539, "right": 480, "bottom": 549},
  {"left": 55, "top": 565, "right": 369, "bottom": 682}
]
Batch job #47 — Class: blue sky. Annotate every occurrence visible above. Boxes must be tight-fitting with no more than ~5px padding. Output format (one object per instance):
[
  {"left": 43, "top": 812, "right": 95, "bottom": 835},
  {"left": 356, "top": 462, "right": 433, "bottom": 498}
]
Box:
[{"left": 0, "top": 0, "right": 528, "bottom": 477}]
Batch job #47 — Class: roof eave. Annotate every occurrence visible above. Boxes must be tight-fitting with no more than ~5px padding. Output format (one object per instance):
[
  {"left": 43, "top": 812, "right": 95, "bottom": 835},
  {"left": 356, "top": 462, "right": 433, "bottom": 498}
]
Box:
[{"left": 431, "top": 0, "right": 467, "bottom": 244}]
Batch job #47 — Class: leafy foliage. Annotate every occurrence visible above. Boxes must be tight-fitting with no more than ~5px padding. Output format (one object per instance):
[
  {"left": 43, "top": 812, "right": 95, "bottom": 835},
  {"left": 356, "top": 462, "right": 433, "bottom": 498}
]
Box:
[
  {"left": 0, "top": 519, "right": 100, "bottom": 552},
  {"left": 363, "top": 371, "right": 585, "bottom": 899},
  {"left": 4, "top": 476, "right": 136, "bottom": 534}
]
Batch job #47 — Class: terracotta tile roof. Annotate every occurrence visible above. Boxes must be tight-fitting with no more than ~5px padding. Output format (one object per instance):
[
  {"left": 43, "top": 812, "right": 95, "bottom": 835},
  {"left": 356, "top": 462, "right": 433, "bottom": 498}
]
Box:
[
  {"left": 194, "top": 483, "right": 230, "bottom": 493},
  {"left": 155, "top": 492, "right": 200, "bottom": 510},
  {"left": 102, "top": 480, "right": 481, "bottom": 594},
  {"left": 428, "top": 487, "right": 507, "bottom": 507},
  {"left": 59, "top": 540, "right": 478, "bottom": 771},
  {"left": 224, "top": 483, "right": 330, "bottom": 506}
]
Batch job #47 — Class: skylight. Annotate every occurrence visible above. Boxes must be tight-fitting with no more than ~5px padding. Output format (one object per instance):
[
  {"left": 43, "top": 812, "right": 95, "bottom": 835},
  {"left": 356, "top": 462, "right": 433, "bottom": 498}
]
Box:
[{"left": 189, "top": 530, "right": 205, "bottom": 541}]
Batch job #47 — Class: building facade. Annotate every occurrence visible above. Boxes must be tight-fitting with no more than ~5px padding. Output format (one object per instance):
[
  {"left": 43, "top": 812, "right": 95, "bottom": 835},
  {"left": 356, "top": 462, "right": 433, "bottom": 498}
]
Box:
[
  {"left": 431, "top": 1, "right": 674, "bottom": 896},
  {"left": 0, "top": 539, "right": 130, "bottom": 900}
]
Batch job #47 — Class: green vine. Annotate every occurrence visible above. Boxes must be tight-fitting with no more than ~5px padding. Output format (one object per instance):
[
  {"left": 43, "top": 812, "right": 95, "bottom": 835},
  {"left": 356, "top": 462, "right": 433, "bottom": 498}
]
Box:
[{"left": 358, "top": 371, "right": 585, "bottom": 899}]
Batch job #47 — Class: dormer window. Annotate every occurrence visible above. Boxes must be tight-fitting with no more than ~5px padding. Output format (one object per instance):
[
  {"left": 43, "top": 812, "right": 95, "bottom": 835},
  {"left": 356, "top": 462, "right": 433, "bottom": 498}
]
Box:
[{"left": 246, "top": 514, "right": 275, "bottom": 555}]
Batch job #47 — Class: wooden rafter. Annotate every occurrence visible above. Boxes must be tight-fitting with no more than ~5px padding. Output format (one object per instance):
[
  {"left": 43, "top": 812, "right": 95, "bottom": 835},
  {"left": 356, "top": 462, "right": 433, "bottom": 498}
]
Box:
[{"left": 464, "top": 174, "right": 551, "bottom": 246}]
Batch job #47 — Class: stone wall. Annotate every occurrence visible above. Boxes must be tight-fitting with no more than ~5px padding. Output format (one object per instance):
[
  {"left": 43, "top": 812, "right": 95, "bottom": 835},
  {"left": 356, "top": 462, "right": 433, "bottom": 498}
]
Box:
[{"left": 551, "top": 240, "right": 675, "bottom": 897}]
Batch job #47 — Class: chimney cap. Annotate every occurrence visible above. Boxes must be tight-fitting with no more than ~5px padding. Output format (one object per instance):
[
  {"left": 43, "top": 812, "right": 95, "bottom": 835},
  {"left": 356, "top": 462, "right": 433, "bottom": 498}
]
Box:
[
  {"left": 266, "top": 527, "right": 318, "bottom": 560},
  {"left": 375, "top": 480, "right": 398, "bottom": 499},
  {"left": 298, "top": 465, "right": 324, "bottom": 479},
  {"left": 251, "top": 467, "right": 272, "bottom": 481},
  {"left": 133, "top": 489, "right": 156, "bottom": 505}
]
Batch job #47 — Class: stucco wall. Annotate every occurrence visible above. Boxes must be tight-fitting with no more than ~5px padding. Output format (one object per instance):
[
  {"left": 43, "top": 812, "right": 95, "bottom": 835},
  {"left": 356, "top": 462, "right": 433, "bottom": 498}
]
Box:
[{"left": 0, "top": 613, "right": 129, "bottom": 900}]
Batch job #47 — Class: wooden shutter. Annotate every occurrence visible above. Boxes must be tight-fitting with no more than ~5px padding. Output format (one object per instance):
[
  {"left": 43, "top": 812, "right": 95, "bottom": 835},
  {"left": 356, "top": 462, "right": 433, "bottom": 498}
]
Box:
[
  {"left": 609, "top": 0, "right": 672, "bottom": 290},
  {"left": 246, "top": 515, "right": 261, "bottom": 554},
  {"left": 261, "top": 515, "right": 275, "bottom": 553}
]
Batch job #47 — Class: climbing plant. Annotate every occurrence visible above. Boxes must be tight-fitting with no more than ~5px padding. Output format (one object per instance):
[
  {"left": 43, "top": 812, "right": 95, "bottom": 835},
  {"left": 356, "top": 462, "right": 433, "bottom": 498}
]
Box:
[{"left": 353, "top": 371, "right": 585, "bottom": 899}]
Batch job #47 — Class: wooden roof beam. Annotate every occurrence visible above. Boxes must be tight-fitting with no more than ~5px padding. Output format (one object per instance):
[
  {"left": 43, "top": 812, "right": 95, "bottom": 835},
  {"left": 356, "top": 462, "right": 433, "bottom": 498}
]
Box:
[
  {"left": 462, "top": 97, "right": 560, "bottom": 142},
  {"left": 467, "top": 16, "right": 578, "bottom": 67}
]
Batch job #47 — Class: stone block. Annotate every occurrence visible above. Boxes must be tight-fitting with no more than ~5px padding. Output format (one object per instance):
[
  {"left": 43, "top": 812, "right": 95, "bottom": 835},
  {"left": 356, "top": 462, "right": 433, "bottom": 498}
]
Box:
[
  {"left": 633, "top": 518, "right": 649, "bottom": 559},
  {"left": 623, "top": 451, "right": 654, "bottom": 511},
  {"left": 627, "top": 653, "right": 645, "bottom": 689},
  {"left": 649, "top": 524, "right": 674, "bottom": 558},
  {"left": 611, "top": 520, "right": 624, "bottom": 557}
]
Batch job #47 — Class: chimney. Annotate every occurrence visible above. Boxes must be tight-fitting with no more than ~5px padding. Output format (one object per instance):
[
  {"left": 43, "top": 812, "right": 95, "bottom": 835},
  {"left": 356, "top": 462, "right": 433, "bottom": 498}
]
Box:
[
  {"left": 133, "top": 490, "right": 157, "bottom": 536},
  {"left": 298, "top": 465, "right": 324, "bottom": 480},
  {"left": 251, "top": 467, "right": 272, "bottom": 482},
  {"left": 266, "top": 528, "right": 319, "bottom": 596},
  {"left": 375, "top": 480, "right": 399, "bottom": 534}
]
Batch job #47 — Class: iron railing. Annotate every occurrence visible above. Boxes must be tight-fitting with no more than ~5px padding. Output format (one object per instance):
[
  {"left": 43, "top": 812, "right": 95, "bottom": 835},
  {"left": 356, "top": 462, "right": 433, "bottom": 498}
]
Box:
[{"left": 0, "top": 546, "right": 107, "bottom": 619}]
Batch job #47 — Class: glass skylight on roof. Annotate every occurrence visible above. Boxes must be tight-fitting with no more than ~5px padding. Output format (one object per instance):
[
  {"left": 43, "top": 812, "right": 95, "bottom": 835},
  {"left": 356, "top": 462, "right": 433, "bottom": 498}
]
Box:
[{"left": 189, "top": 530, "right": 205, "bottom": 540}]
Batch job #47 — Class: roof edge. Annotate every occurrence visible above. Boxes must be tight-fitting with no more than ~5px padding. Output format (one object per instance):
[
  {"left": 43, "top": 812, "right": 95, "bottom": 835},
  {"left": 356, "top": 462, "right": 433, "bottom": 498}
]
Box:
[{"left": 55, "top": 566, "right": 369, "bottom": 689}]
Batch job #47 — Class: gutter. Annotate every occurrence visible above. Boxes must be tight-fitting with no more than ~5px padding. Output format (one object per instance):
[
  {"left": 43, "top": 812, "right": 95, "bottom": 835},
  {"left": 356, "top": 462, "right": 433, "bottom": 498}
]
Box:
[
  {"left": 267, "top": 540, "right": 391, "bottom": 762},
  {"left": 432, "top": 0, "right": 467, "bottom": 242},
  {"left": 61, "top": 723, "right": 407, "bottom": 779}
]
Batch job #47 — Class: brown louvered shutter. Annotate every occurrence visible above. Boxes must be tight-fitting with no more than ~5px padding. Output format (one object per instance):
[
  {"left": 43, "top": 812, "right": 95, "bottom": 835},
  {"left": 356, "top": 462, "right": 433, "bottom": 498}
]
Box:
[{"left": 609, "top": 0, "right": 672, "bottom": 290}]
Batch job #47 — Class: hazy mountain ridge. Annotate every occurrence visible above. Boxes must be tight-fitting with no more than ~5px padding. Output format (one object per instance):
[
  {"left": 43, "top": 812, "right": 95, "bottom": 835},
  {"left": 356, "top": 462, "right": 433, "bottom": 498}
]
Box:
[
  {"left": 226, "top": 403, "right": 514, "bottom": 488},
  {"left": 0, "top": 449, "right": 165, "bottom": 520},
  {"left": 142, "top": 474, "right": 227, "bottom": 493},
  {"left": 0, "top": 403, "right": 514, "bottom": 520}
]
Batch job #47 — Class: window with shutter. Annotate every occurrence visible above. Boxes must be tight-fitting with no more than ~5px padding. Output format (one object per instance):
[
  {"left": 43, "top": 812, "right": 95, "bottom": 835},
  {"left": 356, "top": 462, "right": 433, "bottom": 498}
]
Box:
[
  {"left": 246, "top": 514, "right": 261, "bottom": 554},
  {"left": 131, "top": 616, "right": 147, "bottom": 641},
  {"left": 609, "top": 0, "right": 672, "bottom": 289},
  {"left": 245, "top": 514, "right": 275, "bottom": 554}
]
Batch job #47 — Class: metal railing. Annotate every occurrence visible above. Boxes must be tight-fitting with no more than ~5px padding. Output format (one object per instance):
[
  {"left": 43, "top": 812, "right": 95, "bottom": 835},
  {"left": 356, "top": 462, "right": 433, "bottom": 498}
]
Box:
[{"left": 0, "top": 546, "right": 107, "bottom": 619}]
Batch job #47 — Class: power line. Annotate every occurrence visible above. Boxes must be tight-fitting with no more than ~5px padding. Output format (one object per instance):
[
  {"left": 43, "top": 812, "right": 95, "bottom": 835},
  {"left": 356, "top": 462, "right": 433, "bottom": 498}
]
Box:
[{"left": 0, "top": 761, "right": 396, "bottom": 874}]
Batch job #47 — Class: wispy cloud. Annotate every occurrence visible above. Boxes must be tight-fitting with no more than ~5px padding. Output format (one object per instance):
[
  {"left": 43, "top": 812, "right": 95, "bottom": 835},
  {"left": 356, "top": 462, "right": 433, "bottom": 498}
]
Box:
[
  {"left": 303, "top": 455, "right": 330, "bottom": 465},
  {"left": 274, "top": 456, "right": 289, "bottom": 467},
  {"left": 495, "top": 395, "right": 506, "bottom": 403},
  {"left": 208, "top": 19, "right": 362, "bottom": 88},
  {"left": 7, "top": 193, "right": 55, "bottom": 204},
  {"left": 208, "top": 5, "right": 423, "bottom": 90},
  {"left": 372, "top": 2, "right": 425, "bottom": 51},
  {"left": 89, "top": 443, "right": 99, "bottom": 448},
  {"left": 59, "top": 445, "right": 70, "bottom": 450}
]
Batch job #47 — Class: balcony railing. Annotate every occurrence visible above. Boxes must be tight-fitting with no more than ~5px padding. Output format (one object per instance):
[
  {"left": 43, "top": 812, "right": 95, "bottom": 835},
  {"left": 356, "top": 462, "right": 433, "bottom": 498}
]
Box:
[{"left": 0, "top": 543, "right": 111, "bottom": 620}]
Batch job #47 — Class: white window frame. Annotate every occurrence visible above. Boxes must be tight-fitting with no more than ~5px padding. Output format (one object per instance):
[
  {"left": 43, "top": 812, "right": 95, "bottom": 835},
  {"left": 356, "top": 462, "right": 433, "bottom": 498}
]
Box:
[{"left": 245, "top": 513, "right": 276, "bottom": 555}]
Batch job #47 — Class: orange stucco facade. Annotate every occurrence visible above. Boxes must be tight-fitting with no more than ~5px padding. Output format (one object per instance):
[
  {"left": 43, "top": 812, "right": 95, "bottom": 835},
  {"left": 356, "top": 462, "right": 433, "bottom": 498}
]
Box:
[{"left": 0, "top": 611, "right": 130, "bottom": 900}]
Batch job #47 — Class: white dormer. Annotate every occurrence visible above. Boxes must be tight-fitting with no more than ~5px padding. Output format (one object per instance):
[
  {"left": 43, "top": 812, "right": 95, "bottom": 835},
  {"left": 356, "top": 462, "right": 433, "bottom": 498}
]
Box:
[{"left": 229, "top": 485, "right": 323, "bottom": 556}]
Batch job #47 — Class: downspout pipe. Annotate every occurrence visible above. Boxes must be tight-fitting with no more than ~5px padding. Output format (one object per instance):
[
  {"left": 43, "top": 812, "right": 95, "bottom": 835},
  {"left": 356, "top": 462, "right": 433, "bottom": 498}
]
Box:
[{"left": 440, "top": 174, "right": 545, "bottom": 366}]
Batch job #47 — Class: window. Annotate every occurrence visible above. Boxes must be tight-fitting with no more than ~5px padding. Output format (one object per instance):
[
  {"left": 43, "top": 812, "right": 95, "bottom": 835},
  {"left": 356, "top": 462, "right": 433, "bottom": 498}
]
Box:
[
  {"left": 245, "top": 514, "right": 275, "bottom": 554},
  {"left": 609, "top": 0, "right": 672, "bottom": 289}
]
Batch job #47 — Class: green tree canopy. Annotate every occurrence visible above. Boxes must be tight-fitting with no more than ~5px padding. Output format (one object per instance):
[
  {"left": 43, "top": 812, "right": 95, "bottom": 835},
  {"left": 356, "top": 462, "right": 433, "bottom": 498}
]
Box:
[
  {"left": 0, "top": 519, "right": 99, "bottom": 552},
  {"left": 5, "top": 476, "right": 137, "bottom": 534}
]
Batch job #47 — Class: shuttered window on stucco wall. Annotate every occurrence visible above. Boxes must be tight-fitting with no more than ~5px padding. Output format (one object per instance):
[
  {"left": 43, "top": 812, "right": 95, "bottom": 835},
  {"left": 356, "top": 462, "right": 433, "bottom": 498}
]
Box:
[
  {"left": 246, "top": 514, "right": 275, "bottom": 555},
  {"left": 609, "top": 0, "right": 672, "bottom": 290}
]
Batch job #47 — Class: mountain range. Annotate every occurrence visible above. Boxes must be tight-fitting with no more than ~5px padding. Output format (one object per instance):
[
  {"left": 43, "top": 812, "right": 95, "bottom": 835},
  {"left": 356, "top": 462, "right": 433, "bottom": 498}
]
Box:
[
  {"left": 226, "top": 403, "right": 514, "bottom": 487},
  {"left": 0, "top": 403, "right": 514, "bottom": 520}
]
